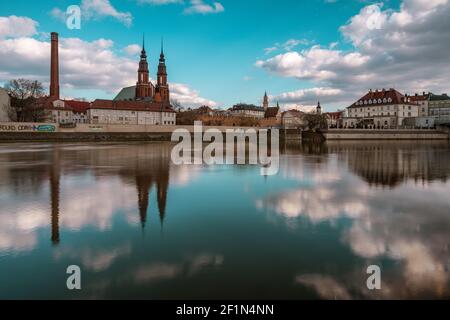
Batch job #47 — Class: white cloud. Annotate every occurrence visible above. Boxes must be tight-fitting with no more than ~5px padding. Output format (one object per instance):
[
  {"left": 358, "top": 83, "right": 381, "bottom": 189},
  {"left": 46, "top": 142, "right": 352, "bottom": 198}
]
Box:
[
  {"left": 123, "top": 44, "right": 142, "bottom": 56},
  {"left": 0, "top": 16, "right": 38, "bottom": 39},
  {"left": 256, "top": 0, "right": 450, "bottom": 109},
  {"left": 171, "top": 83, "right": 217, "bottom": 107},
  {"left": 263, "top": 38, "right": 310, "bottom": 55},
  {"left": 0, "top": 20, "right": 216, "bottom": 106},
  {"left": 49, "top": 8, "right": 66, "bottom": 22},
  {"left": 272, "top": 87, "right": 345, "bottom": 108},
  {"left": 138, "top": 0, "right": 184, "bottom": 4},
  {"left": 184, "top": 0, "right": 225, "bottom": 15}
]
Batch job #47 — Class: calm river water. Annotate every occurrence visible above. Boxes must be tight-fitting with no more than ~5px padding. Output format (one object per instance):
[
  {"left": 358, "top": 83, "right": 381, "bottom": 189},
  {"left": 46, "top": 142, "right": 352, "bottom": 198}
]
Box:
[{"left": 0, "top": 141, "right": 449, "bottom": 299}]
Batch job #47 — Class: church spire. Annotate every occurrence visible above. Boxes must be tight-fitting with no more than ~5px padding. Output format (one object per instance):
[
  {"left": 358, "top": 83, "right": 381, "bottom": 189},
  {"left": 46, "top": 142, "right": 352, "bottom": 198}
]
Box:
[
  {"left": 263, "top": 91, "right": 269, "bottom": 110},
  {"left": 136, "top": 34, "right": 152, "bottom": 99},
  {"left": 141, "top": 33, "right": 147, "bottom": 58},
  {"left": 159, "top": 37, "right": 166, "bottom": 63}
]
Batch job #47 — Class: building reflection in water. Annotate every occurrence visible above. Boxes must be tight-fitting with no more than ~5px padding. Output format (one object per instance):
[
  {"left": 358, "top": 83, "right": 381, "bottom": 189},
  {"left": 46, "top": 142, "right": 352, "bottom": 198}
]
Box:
[
  {"left": 283, "top": 140, "right": 450, "bottom": 187},
  {"left": 50, "top": 147, "right": 60, "bottom": 245},
  {"left": 45, "top": 143, "right": 172, "bottom": 245},
  {"left": 264, "top": 140, "right": 450, "bottom": 299},
  {"left": 330, "top": 140, "right": 450, "bottom": 187}
]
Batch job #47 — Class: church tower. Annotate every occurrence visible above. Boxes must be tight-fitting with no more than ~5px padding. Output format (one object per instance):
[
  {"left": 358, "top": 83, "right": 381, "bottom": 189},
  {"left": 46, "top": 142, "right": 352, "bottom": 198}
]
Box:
[
  {"left": 136, "top": 35, "right": 154, "bottom": 100},
  {"left": 263, "top": 91, "right": 269, "bottom": 111},
  {"left": 316, "top": 101, "right": 322, "bottom": 115},
  {"left": 155, "top": 39, "right": 170, "bottom": 104}
]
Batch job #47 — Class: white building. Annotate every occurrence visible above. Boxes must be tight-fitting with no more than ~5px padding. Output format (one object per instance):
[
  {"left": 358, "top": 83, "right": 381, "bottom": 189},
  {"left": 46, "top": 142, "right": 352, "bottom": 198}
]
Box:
[
  {"left": 410, "top": 92, "right": 431, "bottom": 117},
  {"left": 282, "top": 110, "right": 307, "bottom": 128},
  {"left": 41, "top": 99, "right": 74, "bottom": 124},
  {"left": 229, "top": 104, "right": 265, "bottom": 118},
  {"left": 0, "top": 88, "right": 13, "bottom": 122},
  {"left": 88, "top": 100, "right": 176, "bottom": 125},
  {"left": 64, "top": 100, "right": 90, "bottom": 124},
  {"left": 429, "top": 93, "right": 450, "bottom": 118},
  {"left": 344, "top": 89, "right": 420, "bottom": 129}
]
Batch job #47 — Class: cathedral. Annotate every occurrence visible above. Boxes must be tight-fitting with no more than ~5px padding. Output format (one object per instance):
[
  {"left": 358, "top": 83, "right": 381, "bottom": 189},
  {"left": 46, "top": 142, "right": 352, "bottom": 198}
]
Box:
[{"left": 114, "top": 37, "right": 170, "bottom": 104}]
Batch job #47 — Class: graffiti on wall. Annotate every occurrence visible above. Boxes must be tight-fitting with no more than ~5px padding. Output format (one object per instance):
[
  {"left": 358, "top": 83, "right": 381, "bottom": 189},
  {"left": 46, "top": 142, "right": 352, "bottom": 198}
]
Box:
[{"left": 0, "top": 123, "right": 57, "bottom": 133}]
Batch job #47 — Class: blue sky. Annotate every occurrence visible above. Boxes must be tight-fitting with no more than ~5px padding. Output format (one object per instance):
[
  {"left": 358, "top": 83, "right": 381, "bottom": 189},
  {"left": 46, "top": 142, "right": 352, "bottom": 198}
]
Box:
[{"left": 3, "top": 0, "right": 450, "bottom": 111}]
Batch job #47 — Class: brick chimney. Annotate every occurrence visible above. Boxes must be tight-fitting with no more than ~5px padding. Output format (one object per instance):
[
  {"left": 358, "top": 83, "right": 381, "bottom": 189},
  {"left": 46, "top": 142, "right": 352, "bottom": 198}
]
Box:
[{"left": 50, "top": 32, "right": 60, "bottom": 99}]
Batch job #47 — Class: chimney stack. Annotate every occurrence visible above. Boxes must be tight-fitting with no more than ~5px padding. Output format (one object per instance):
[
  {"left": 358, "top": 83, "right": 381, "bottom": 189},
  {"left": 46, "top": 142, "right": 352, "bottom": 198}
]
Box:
[{"left": 50, "top": 32, "right": 60, "bottom": 99}]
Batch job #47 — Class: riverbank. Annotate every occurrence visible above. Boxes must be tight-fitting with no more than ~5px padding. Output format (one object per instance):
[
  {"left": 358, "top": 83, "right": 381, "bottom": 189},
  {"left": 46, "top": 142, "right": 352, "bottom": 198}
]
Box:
[
  {"left": 1, "top": 121, "right": 449, "bottom": 142},
  {"left": 324, "top": 129, "right": 449, "bottom": 140}
]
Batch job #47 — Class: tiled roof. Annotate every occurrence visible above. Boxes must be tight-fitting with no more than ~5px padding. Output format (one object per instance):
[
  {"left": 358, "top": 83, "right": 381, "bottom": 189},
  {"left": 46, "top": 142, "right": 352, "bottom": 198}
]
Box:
[
  {"left": 64, "top": 100, "right": 90, "bottom": 113},
  {"left": 349, "top": 89, "right": 418, "bottom": 108},
  {"left": 90, "top": 99, "right": 176, "bottom": 113},
  {"left": 410, "top": 93, "right": 430, "bottom": 102}
]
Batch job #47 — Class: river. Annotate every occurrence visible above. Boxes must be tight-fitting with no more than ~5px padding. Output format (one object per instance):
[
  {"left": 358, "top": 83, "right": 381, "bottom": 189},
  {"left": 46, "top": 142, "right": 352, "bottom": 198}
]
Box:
[{"left": 0, "top": 141, "right": 449, "bottom": 299}]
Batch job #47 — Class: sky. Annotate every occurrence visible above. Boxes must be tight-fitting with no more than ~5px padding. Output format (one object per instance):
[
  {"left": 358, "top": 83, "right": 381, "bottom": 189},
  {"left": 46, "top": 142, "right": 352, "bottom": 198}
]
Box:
[{"left": 1, "top": 0, "right": 449, "bottom": 112}]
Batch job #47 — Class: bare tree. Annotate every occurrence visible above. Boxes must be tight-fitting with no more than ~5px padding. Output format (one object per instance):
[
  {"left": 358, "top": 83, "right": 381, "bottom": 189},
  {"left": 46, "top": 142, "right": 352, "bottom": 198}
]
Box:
[
  {"left": 170, "top": 99, "right": 185, "bottom": 112},
  {"left": 5, "top": 79, "right": 45, "bottom": 122},
  {"left": 303, "top": 113, "right": 328, "bottom": 131}
]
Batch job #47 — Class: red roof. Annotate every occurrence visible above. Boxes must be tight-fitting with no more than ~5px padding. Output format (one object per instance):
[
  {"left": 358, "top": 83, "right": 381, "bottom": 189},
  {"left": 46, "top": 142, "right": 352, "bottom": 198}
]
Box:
[
  {"left": 410, "top": 93, "right": 430, "bottom": 102},
  {"left": 89, "top": 99, "right": 176, "bottom": 113},
  {"left": 64, "top": 100, "right": 90, "bottom": 113},
  {"left": 349, "top": 89, "right": 418, "bottom": 108},
  {"left": 325, "top": 111, "right": 343, "bottom": 119}
]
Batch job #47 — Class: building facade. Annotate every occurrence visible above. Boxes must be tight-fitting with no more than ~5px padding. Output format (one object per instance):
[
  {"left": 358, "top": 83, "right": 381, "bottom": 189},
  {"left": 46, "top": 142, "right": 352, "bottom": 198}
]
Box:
[
  {"left": 229, "top": 104, "right": 265, "bottom": 118},
  {"left": 282, "top": 110, "right": 307, "bottom": 128},
  {"left": 344, "top": 89, "right": 420, "bottom": 129},
  {"left": 410, "top": 92, "right": 431, "bottom": 117},
  {"left": 65, "top": 100, "right": 90, "bottom": 124},
  {"left": 87, "top": 100, "right": 176, "bottom": 125},
  {"left": 325, "top": 111, "right": 344, "bottom": 128},
  {"left": 428, "top": 93, "right": 450, "bottom": 118},
  {"left": 0, "top": 88, "right": 12, "bottom": 122}
]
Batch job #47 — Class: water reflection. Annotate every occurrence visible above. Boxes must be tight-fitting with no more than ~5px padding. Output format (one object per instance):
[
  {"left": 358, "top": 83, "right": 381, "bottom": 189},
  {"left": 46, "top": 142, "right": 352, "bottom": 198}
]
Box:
[
  {"left": 265, "top": 140, "right": 450, "bottom": 299},
  {"left": 0, "top": 143, "right": 174, "bottom": 251},
  {"left": 0, "top": 141, "right": 449, "bottom": 299}
]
